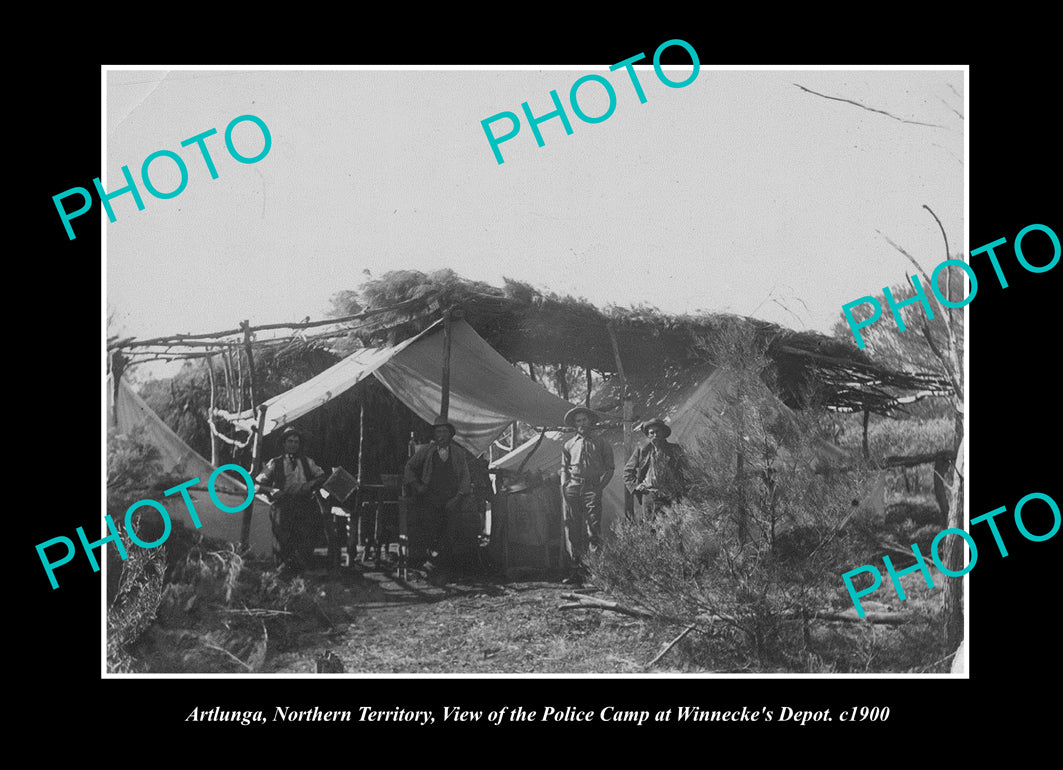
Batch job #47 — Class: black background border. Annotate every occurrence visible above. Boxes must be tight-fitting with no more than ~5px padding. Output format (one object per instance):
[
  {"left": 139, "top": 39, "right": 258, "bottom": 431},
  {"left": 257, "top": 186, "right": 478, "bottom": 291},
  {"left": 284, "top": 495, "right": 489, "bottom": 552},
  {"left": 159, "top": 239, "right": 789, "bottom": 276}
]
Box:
[{"left": 22, "top": 25, "right": 1057, "bottom": 746}]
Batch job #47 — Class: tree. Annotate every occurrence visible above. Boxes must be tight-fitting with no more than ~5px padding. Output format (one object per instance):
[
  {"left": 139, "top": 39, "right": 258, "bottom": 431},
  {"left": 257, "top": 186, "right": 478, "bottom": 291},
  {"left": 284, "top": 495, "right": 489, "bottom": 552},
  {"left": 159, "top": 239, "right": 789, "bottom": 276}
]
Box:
[
  {"left": 835, "top": 210, "right": 965, "bottom": 649},
  {"left": 833, "top": 261, "right": 964, "bottom": 420}
]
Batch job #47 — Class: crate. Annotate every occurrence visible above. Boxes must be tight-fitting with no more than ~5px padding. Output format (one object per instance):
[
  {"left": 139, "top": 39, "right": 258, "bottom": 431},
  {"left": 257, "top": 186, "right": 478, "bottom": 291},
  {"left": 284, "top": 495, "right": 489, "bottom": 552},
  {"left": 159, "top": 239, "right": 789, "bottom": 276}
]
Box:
[{"left": 490, "top": 481, "right": 565, "bottom": 576}]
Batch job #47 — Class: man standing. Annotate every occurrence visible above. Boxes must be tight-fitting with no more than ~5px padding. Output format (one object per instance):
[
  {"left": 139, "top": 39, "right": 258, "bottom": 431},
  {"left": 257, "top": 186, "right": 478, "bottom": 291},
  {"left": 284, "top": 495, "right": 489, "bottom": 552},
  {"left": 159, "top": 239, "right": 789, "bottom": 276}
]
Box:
[
  {"left": 623, "top": 418, "right": 689, "bottom": 516},
  {"left": 560, "top": 406, "right": 614, "bottom": 585},
  {"left": 256, "top": 426, "right": 328, "bottom": 570},
  {"left": 404, "top": 417, "right": 471, "bottom": 580}
]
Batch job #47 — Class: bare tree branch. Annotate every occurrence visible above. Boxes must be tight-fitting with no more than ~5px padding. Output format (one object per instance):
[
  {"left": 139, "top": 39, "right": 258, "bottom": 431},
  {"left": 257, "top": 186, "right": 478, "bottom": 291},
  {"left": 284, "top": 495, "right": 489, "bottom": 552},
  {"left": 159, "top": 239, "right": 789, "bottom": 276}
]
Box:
[
  {"left": 921, "top": 320, "right": 961, "bottom": 397},
  {"left": 922, "top": 204, "right": 951, "bottom": 279},
  {"left": 876, "top": 222, "right": 962, "bottom": 400},
  {"left": 770, "top": 298, "right": 806, "bottom": 328},
  {"left": 922, "top": 204, "right": 963, "bottom": 395},
  {"left": 938, "top": 96, "right": 964, "bottom": 120},
  {"left": 647, "top": 624, "right": 697, "bottom": 669},
  {"left": 876, "top": 230, "right": 935, "bottom": 287},
  {"left": 793, "top": 83, "right": 951, "bottom": 129},
  {"left": 201, "top": 640, "right": 254, "bottom": 671},
  {"left": 931, "top": 142, "right": 963, "bottom": 166}
]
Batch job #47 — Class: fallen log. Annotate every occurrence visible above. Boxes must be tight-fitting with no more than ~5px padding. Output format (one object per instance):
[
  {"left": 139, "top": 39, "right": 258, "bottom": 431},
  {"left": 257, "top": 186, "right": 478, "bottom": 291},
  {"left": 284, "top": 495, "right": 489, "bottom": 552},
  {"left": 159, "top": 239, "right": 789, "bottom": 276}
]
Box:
[
  {"left": 809, "top": 610, "right": 917, "bottom": 625},
  {"left": 559, "top": 593, "right": 655, "bottom": 619},
  {"left": 559, "top": 592, "right": 921, "bottom": 626}
]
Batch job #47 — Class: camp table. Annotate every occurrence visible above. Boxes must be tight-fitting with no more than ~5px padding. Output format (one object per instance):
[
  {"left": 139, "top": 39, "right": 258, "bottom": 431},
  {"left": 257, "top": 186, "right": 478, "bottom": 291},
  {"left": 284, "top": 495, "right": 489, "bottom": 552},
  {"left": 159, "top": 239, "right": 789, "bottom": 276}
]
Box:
[{"left": 348, "top": 481, "right": 408, "bottom": 579}]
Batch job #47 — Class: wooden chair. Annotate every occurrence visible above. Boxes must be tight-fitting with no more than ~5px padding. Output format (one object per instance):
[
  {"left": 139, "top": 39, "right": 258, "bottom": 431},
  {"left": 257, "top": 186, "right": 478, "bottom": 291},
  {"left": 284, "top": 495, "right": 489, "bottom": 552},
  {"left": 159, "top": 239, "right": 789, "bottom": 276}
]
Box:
[{"left": 350, "top": 474, "right": 405, "bottom": 575}]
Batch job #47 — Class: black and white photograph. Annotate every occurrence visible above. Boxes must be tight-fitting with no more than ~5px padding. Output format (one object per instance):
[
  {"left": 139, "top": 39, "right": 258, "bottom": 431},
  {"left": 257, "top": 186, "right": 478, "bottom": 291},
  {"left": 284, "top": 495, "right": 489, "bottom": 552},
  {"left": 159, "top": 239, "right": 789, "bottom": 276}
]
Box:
[
  {"left": 19, "top": 33, "right": 1060, "bottom": 741},
  {"left": 101, "top": 62, "right": 969, "bottom": 677}
]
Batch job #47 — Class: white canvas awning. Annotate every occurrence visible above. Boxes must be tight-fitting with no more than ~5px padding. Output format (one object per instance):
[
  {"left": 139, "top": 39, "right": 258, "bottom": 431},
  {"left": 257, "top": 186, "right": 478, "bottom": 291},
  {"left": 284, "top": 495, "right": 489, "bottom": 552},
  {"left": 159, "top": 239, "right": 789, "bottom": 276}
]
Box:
[
  {"left": 225, "top": 327, "right": 428, "bottom": 436},
  {"left": 228, "top": 318, "right": 576, "bottom": 457},
  {"left": 108, "top": 376, "right": 273, "bottom": 556}
]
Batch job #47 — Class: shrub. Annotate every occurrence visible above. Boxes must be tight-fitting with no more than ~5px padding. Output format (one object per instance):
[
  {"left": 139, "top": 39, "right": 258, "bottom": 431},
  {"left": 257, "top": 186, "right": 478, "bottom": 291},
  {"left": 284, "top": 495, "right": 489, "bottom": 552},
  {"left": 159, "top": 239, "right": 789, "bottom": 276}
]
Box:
[
  {"left": 106, "top": 427, "right": 182, "bottom": 672},
  {"left": 587, "top": 320, "right": 880, "bottom": 669}
]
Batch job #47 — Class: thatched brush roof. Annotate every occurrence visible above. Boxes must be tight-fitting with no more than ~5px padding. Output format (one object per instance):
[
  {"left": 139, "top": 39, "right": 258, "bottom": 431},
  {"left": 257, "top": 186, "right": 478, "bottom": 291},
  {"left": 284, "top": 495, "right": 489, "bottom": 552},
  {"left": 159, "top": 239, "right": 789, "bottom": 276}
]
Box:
[{"left": 335, "top": 270, "right": 952, "bottom": 416}]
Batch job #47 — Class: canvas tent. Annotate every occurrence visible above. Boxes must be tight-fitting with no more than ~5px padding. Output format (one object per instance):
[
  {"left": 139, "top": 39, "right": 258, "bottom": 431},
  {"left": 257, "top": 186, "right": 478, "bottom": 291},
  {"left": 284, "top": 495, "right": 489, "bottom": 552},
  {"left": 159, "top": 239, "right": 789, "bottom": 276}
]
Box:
[
  {"left": 107, "top": 375, "right": 275, "bottom": 556},
  {"left": 108, "top": 319, "right": 577, "bottom": 559},
  {"left": 227, "top": 317, "right": 576, "bottom": 457},
  {"left": 491, "top": 361, "right": 884, "bottom": 536}
]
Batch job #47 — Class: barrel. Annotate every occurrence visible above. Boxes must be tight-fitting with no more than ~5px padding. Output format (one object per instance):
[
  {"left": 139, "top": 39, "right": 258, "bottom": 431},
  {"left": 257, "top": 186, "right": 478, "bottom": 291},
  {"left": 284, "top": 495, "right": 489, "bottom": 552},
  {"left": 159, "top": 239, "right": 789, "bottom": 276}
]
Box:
[{"left": 489, "top": 479, "right": 565, "bottom": 576}]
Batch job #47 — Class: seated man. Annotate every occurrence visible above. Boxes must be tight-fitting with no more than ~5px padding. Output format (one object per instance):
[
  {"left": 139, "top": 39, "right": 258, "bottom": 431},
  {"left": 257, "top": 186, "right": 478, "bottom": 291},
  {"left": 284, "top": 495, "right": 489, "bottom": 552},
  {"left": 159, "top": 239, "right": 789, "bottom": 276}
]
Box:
[
  {"left": 623, "top": 418, "right": 689, "bottom": 516},
  {"left": 256, "top": 426, "right": 328, "bottom": 570}
]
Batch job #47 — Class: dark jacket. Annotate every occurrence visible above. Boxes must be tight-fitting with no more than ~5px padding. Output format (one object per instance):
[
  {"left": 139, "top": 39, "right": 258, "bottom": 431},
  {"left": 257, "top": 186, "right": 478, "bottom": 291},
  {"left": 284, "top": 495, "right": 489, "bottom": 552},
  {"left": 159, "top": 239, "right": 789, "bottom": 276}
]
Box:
[
  {"left": 404, "top": 442, "right": 471, "bottom": 501},
  {"left": 623, "top": 441, "right": 689, "bottom": 501}
]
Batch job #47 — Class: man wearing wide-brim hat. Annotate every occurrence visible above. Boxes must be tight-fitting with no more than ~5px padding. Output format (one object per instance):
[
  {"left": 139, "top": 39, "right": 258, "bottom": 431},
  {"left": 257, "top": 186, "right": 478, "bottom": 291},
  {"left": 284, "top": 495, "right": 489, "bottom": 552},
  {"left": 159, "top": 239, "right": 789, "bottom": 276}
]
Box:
[
  {"left": 256, "top": 426, "right": 329, "bottom": 571},
  {"left": 623, "top": 418, "right": 689, "bottom": 517},
  {"left": 560, "top": 406, "right": 615, "bottom": 585},
  {"left": 404, "top": 417, "right": 471, "bottom": 581}
]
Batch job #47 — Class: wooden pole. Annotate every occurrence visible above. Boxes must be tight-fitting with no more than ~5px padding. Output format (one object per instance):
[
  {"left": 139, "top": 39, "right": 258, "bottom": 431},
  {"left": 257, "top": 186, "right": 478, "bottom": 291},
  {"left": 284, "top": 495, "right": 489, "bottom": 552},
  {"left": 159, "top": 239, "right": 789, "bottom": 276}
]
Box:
[
  {"left": 250, "top": 407, "right": 268, "bottom": 476},
  {"left": 356, "top": 401, "right": 366, "bottom": 484},
  {"left": 241, "top": 320, "right": 258, "bottom": 411},
  {"left": 109, "top": 350, "right": 126, "bottom": 430},
  {"left": 606, "top": 322, "right": 634, "bottom": 521},
  {"left": 241, "top": 320, "right": 263, "bottom": 551},
  {"left": 243, "top": 404, "right": 268, "bottom": 548},
  {"left": 236, "top": 342, "right": 245, "bottom": 413},
  {"left": 440, "top": 310, "right": 452, "bottom": 421},
  {"left": 557, "top": 363, "right": 569, "bottom": 400},
  {"left": 204, "top": 353, "right": 220, "bottom": 467},
  {"left": 106, "top": 294, "right": 436, "bottom": 352},
  {"left": 222, "top": 345, "right": 235, "bottom": 411},
  {"left": 585, "top": 366, "right": 592, "bottom": 408}
]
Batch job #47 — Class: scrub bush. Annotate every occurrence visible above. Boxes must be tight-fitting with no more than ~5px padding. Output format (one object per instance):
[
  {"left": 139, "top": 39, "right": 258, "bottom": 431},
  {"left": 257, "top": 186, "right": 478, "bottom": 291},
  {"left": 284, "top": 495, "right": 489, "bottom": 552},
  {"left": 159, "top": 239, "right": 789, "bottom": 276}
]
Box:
[
  {"left": 587, "top": 320, "right": 882, "bottom": 669},
  {"left": 106, "top": 427, "right": 179, "bottom": 672}
]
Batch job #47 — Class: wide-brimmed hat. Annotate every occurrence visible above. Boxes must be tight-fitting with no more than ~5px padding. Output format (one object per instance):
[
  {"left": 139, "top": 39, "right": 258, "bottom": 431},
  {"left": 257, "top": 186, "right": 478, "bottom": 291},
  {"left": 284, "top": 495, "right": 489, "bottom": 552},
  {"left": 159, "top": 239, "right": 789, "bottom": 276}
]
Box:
[
  {"left": 640, "top": 418, "right": 672, "bottom": 438},
  {"left": 564, "top": 406, "right": 600, "bottom": 428},
  {"left": 431, "top": 417, "right": 457, "bottom": 437},
  {"left": 279, "top": 426, "right": 304, "bottom": 441}
]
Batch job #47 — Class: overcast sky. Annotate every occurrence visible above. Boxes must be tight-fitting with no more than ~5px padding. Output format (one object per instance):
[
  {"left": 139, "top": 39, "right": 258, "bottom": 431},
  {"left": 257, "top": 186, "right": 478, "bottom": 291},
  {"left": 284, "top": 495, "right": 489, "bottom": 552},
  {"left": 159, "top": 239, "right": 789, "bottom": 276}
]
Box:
[{"left": 105, "top": 66, "right": 964, "bottom": 358}]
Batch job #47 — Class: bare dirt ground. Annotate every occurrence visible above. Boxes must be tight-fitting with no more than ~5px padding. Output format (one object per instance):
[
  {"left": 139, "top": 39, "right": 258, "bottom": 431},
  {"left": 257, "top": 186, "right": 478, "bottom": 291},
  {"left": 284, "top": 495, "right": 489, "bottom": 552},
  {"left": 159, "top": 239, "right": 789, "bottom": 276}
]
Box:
[
  {"left": 263, "top": 561, "right": 670, "bottom": 674},
  {"left": 257, "top": 559, "right": 951, "bottom": 675}
]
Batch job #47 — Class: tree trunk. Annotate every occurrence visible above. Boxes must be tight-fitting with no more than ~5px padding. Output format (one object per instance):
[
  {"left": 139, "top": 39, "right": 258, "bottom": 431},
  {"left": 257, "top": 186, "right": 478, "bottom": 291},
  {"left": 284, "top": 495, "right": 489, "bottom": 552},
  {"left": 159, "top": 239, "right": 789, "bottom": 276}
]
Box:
[
  {"left": 205, "top": 354, "right": 220, "bottom": 467},
  {"left": 933, "top": 455, "right": 951, "bottom": 524},
  {"left": 943, "top": 429, "right": 964, "bottom": 649},
  {"left": 862, "top": 408, "right": 870, "bottom": 460}
]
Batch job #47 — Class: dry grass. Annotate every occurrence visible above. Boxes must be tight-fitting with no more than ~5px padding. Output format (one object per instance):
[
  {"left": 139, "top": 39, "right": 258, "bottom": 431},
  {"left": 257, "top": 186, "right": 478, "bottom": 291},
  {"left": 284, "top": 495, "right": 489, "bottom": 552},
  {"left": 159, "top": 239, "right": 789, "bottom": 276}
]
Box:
[
  {"left": 264, "top": 576, "right": 673, "bottom": 674},
  {"left": 113, "top": 490, "right": 954, "bottom": 676},
  {"left": 116, "top": 548, "right": 953, "bottom": 675}
]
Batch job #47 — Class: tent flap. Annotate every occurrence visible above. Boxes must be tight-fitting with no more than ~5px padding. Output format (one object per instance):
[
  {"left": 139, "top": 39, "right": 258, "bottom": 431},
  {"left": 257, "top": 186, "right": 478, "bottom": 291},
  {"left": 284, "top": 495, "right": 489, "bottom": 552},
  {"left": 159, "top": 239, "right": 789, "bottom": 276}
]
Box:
[
  {"left": 227, "top": 321, "right": 439, "bottom": 436},
  {"left": 228, "top": 319, "right": 575, "bottom": 457},
  {"left": 372, "top": 319, "right": 573, "bottom": 455},
  {"left": 109, "top": 377, "right": 273, "bottom": 556}
]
